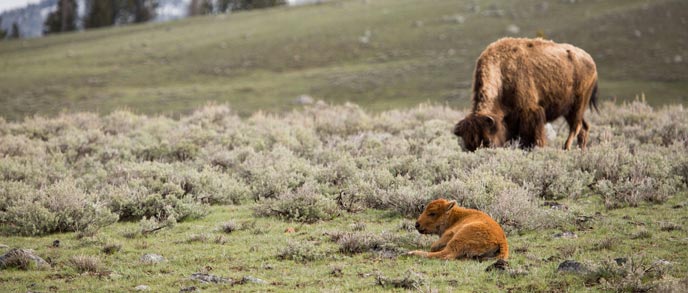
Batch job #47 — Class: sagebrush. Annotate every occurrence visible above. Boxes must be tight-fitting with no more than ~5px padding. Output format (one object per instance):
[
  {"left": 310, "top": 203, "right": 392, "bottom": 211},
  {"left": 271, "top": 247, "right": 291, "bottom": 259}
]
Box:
[{"left": 0, "top": 101, "right": 686, "bottom": 235}]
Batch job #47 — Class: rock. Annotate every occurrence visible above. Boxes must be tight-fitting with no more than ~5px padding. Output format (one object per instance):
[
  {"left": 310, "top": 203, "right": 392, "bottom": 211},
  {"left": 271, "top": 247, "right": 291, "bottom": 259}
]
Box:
[
  {"left": 140, "top": 254, "right": 165, "bottom": 264},
  {"left": 543, "top": 201, "right": 567, "bottom": 210},
  {"left": 0, "top": 248, "right": 50, "bottom": 270},
  {"left": 674, "top": 55, "right": 683, "bottom": 63},
  {"left": 134, "top": 285, "right": 150, "bottom": 291},
  {"left": 179, "top": 286, "right": 199, "bottom": 293},
  {"left": 506, "top": 24, "right": 520, "bottom": 34},
  {"left": 52, "top": 240, "right": 60, "bottom": 248},
  {"left": 614, "top": 258, "right": 627, "bottom": 265},
  {"left": 295, "top": 95, "right": 314, "bottom": 105},
  {"left": 0, "top": 244, "right": 8, "bottom": 249},
  {"left": 553, "top": 231, "right": 578, "bottom": 239},
  {"left": 485, "top": 259, "right": 509, "bottom": 272},
  {"left": 545, "top": 123, "right": 557, "bottom": 142},
  {"left": 242, "top": 276, "right": 268, "bottom": 285},
  {"left": 653, "top": 259, "right": 672, "bottom": 266},
  {"left": 557, "top": 260, "right": 589, "bottom": 274},
  {"left": 190, "top": 273, "right": 231, "bottom": 284}
]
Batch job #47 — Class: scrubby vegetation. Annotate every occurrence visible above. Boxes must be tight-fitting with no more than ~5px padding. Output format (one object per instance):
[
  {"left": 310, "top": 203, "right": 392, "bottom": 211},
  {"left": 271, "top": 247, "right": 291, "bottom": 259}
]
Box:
[
  {"left": 1, "top": 101, "right": 687, "bottom": 291},
  {"left": 0, "top": 101, "right": 686, "bottom": 236}
]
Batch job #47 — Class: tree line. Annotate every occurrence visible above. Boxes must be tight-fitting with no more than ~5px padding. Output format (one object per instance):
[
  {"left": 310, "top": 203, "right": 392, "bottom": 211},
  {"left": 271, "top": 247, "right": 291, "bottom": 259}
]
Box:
[{"left": 38, "top": 0, "right": 285, "bottom": 36}]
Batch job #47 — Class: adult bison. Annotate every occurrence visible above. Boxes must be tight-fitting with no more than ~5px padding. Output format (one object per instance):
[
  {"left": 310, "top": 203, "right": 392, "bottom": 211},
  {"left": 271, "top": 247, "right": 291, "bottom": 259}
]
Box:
[{"left": 453, "top": 37, "right": 598, "bottom": 151}]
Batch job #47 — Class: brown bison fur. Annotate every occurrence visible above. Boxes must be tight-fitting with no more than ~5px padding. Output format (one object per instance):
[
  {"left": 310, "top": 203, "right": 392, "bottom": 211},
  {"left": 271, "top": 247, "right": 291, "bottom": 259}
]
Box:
[
  {"left": 454, "top": 37, "right": 599, "bottom": 151},
  {"left": 408, "top": 199, "right": 509, "bottom": 261}
]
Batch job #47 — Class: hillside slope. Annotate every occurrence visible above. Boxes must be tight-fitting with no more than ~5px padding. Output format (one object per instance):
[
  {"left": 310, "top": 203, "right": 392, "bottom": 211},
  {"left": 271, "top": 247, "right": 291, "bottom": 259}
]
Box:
[{"left": 0, "top": 0, "right": 686, "bottom": 120}]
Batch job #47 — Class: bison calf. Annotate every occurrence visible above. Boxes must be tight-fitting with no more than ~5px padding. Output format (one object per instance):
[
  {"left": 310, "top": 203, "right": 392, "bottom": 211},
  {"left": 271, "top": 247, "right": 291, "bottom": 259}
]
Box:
[
  {"left": 408, "top": 199, "right": 509, "bottom": 261},
  {"left": 454, "top": 37, "right": 598, "bottom": 151}
]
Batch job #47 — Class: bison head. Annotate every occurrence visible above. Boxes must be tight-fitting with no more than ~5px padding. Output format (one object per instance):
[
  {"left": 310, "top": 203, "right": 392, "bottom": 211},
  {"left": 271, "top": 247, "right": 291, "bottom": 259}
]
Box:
[
  {"left": 415, "top": 198, "right": 456, "bottom": 236},
  {"left": 453, "top": 113, "right": 505, "bottom": 151}
]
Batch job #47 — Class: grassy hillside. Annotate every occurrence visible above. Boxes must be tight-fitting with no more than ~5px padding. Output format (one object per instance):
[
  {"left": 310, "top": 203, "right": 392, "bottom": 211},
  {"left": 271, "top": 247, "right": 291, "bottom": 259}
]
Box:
[
  {"left": 0, "top": 0, "right": 686, "bottom": 121},
  {"left": 0, "top": 101, "right": 687, "bottom": 291}
]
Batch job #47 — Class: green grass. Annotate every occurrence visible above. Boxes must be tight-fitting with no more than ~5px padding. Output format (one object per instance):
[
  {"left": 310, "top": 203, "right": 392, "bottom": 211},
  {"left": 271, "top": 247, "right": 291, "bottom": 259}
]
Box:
[
  {"left": 0, "top": 0, "right": 686, "bottom": 121},
  {"left": 1, "top": 197, "right": 686, "bottom": 292}
]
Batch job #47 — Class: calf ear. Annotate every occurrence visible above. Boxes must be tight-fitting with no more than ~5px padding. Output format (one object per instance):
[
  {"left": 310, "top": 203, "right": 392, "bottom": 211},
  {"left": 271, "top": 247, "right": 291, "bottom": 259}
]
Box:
[{"left": 446, "top": 200, "right": 456, "bottom": 212}]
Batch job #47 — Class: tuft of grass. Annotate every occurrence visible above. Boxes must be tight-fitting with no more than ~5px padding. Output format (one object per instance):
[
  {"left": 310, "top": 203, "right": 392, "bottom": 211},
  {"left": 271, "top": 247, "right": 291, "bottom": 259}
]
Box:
[
  {"left": 659, "top": 222, "right": 683, "bottom": 232},
  {"left": 68, "top": 255, "right": 102, "bottom": 274},
  {"left": 101, "top": 243, "right": 122, "bottom": 255},
  {"left": 219, "top": 221, "right": 239, "bottom": 234},
  {"left": 276, "top": 241, "right": 323, "bottom": 263},
  {"left": 185, "top": 234, "right": 211, "bottom": 243},
  {"left": 631, "top": 230, "right": 652, "bottom": 240}
]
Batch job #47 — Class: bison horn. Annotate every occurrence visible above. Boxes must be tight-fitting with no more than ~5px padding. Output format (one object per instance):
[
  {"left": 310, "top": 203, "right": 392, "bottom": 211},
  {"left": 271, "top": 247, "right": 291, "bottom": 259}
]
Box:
[{"left": 484, "top": 115, "right": 495, "bottom": 127}]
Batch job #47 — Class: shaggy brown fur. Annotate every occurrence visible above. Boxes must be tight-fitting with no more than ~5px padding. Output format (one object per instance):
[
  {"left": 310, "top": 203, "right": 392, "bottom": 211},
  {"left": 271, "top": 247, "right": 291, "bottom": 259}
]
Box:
[
  {"left": 454, "top": 37, "right": 598, "bottom": 151},
  {"left": 408, "top": 199, "right": 509, "bottom": 260}
]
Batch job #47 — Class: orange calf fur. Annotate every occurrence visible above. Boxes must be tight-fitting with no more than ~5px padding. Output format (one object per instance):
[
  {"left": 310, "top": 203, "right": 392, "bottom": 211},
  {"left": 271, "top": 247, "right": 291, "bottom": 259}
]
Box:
[{"left": 408, "top": 199, "right": 509, "bottom": 260}]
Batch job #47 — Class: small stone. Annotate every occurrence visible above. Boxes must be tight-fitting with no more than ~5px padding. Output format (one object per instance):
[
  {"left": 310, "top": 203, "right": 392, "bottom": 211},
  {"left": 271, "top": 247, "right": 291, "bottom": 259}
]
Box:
[
  {"left": 674, "top": 55, "right": 683, "bottom": 63},
  {"left": 190, "top": 273, "right": 231, "bottom": 284},
  {"left": 140, "top": 254, "right": 165, "bottom": 264},
  {"left": 553, "top": 231, "right": 578, "bottom": 239},
  {"left": 557, "top": 260, "right": 589, "bottom": 274},
  {"left": 242, "top": 275, "right": 268, "bottom": 285},
  {"left": 52, "top": 240, "right": 60, "bottom": 248},
  {"left": 134, "top": 285, "right": 150, "bottom": 291},
  {"left": 634, "top": 30, "right": 642, "bottom": 38},
  {"left": 0, "top": 244, "right": 8, "bottom": 249}
]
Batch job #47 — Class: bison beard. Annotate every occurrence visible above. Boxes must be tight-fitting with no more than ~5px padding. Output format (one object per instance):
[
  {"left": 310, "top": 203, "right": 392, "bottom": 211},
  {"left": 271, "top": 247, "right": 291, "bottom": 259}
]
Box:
[{"left": 454, "top": 37, "right": 599, "bottom": 151}]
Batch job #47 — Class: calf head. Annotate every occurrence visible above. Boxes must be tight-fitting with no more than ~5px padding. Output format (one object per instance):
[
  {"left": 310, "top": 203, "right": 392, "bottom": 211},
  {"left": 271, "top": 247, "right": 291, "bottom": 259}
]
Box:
[
  {"left": 453, "top": 113, "right": 505, "bottom": 151},
  {"left": 415, "top": 199, "right": 457, "bottom": 236}
]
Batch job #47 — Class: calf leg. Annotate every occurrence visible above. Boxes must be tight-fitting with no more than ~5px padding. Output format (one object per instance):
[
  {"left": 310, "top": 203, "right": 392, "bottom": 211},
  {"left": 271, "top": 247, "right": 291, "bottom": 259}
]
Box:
[
  {"left": 518, "top": 107, "right": 547, "bottom": 148},
  {"left": 409, "top": 224, "right": 500, "bottom": 260}
]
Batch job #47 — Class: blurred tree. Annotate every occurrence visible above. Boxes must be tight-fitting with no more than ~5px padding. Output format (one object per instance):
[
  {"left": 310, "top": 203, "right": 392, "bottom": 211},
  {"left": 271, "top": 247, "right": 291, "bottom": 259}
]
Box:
[
  {"left": 229, "top": 0, "right": 287, "bottom": 11},
  {"left": 44, "top": 0, "right": 78, "bottom": 35},
  {"left": 10, "top": 22, "right": 20, "bottom": 39},
  {"left": 85, "top": 0, "right": 158, "bottom": 29},
  {"left": 0, "top": 17, "right": 6, "bottom": 39},
  {"left": 85, "top": 0, "right": 116, "bottom": 28},
  {"left": 130, "top": 0, "right": 158, "bottom": 23},
  {"left": 217, "top": 0, "right": 232, "bottom": 13},
  {"left": 189, "top": 0, "right": 214, "bottom": 16},
  {"left": 190, "top": 0, "right": 284, "bottom": 15}
]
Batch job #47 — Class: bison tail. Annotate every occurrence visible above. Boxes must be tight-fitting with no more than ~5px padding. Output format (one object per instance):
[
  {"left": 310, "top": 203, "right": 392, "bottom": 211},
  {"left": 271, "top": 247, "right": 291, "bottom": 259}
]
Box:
[
  {"left": 589, "top": 81, "right": 600, "bottom": 113},
  {"left": 497, "top": 240, "right": 509, "bottom": 260}
]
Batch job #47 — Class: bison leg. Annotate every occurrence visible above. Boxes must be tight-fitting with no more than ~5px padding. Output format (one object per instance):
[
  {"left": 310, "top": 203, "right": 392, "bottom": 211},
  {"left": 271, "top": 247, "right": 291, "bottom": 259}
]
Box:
[
  {"left": 564, "top": 112, "right": 586, "bottom": 150},
  {"left": 518, "top": 107, "right": 547, "bottom": 148},
  {"left": 577, "top": 119, "right": 590, "bottom": 150}
]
